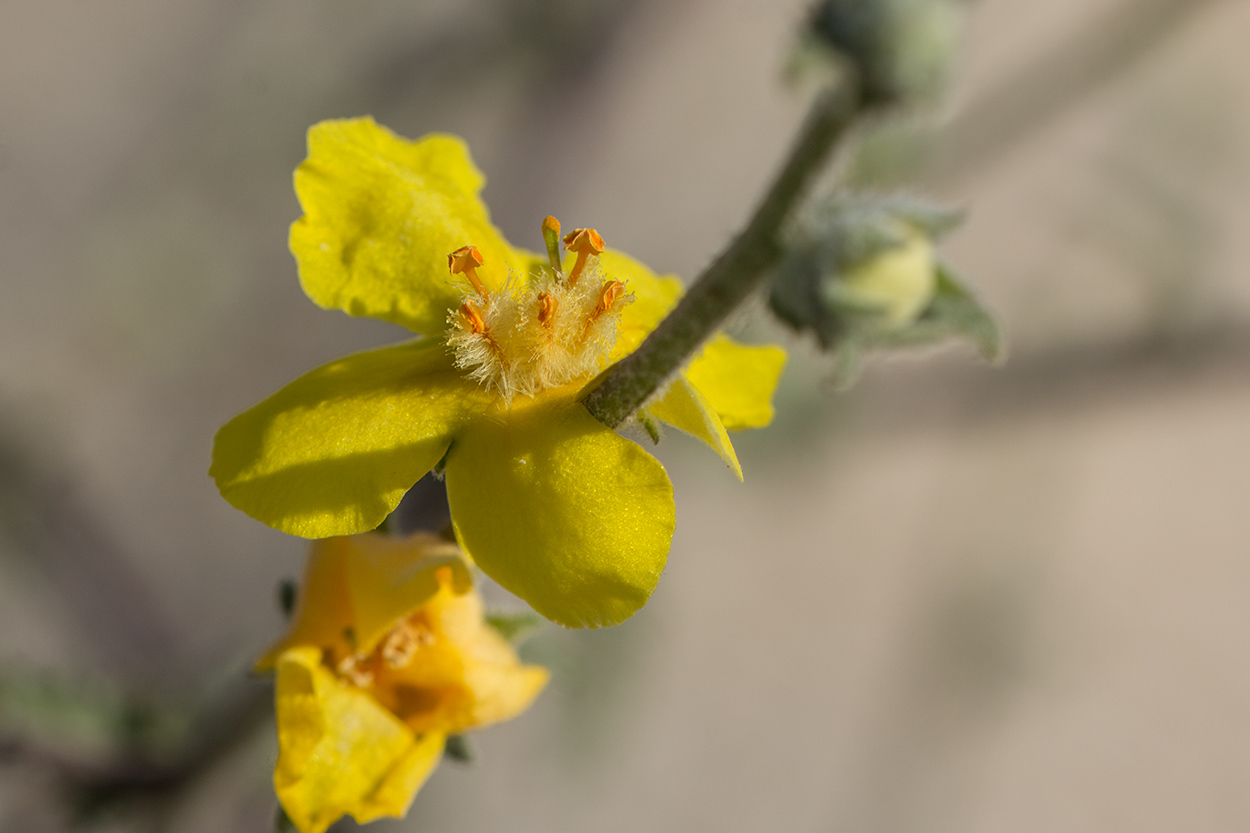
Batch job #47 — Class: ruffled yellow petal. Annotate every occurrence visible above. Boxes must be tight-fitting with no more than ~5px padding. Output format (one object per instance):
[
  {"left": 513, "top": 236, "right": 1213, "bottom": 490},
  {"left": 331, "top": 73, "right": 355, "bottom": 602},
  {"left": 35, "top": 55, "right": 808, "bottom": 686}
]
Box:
[
  {"left": 597, "top": 249, "right": 684, "bottom": 360},
  {"left": 374, "top": 582, "right": 549, "bottom": 734},
  {"left": 647, "top": 376, "right": 743, "bottom": 481},
  {"left": 257, "top": 533, "right": 472, "bottom": 672},
  {"left": 274, "top": 647, "right": 445, "bottom": 833},
  {"left": 290, "top": 118, "right": 523, "bottom": 336},
  {"left": 684, "top": 334, "right": 787, "bottom": 430},
  {"left": 211, "top": 340, "right": 491, "bottom": 538},
  {"left": 444, "top": 387, "right": 675, "bottom": 628}
]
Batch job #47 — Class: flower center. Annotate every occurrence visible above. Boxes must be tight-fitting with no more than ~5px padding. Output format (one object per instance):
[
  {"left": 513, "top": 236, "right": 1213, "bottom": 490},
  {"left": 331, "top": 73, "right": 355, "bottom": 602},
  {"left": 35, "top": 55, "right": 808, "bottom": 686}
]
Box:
[
  {"left": 327, "top": 617, "right": 437, "bottom": 689},
  {"left": 445, "top": 217, "right": 632, "bottom": 403}
]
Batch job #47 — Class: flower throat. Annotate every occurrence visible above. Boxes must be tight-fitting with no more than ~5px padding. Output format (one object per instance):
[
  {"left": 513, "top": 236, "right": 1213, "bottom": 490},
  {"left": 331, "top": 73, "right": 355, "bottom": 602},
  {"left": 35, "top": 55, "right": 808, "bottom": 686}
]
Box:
[{"left": 445, "top": 216, "right": 633, "bottom": 402}]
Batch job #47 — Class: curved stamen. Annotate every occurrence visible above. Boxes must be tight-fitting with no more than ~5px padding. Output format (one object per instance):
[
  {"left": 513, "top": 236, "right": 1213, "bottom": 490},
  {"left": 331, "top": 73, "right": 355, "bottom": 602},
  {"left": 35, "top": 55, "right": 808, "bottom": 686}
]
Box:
[
  {"left": 448, "top": 245, "right": 488, "bottom": 297},
  {"left": 561, "top": 227, "right": 605, "bottom": 286}
]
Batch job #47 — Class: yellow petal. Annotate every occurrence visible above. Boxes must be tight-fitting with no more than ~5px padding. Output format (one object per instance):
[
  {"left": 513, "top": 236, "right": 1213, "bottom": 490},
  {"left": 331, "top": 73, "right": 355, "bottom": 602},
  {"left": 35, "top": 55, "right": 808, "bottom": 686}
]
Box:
[
  {"left": 647, "top": 376, "right": 743, "bottom": 481},
  {"left": 684, "top": 334, "right": 787, "bottom": 430},
  {"left": 444, "top": 387, "right": 675, "bottom": 628},
  {"left": 290, "top": 118, "right": 523, "bottom": 336},
  {"left": 211, "top": 340, "right": 491, "bottom": 538},
  {"left": 375, "top": 583, "right": 549, "bottom": 734},
  {"left": 425, "top": 585, "right": 547, "bottom": 729},
  {"left": 274, "top": 647, "right": 445, "bottom": 833},
  {"left": 444, "top": 594, "right": 548, "bottom": 727},
  {"left": 256, "top": 533, "right": 473, "bottom": 672},
  {"left": 463, "top": 655, "right": 549, "bottom": 729},
  {"left": 597, "top": 249, "right": 684, "bottom": 360}
]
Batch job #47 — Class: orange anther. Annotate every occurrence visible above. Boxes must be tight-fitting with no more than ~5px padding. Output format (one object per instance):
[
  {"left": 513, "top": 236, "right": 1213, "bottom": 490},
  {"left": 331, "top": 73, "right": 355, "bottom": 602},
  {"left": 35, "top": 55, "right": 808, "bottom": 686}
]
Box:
[
  {"left": 594, "top": 280, "right": 626, "bottom": 317},
  {"left": 537, "top": 292, "right": 558, "bottom": 328},
  {"left": 561, "top": 227, "right": 605, "bottom": 285},
  {"left": 562, "top": 227, "right": 605, "bottom": 254},
  {"left": 448, "top": 245, "right": 488, "bottom": 297},
  {"left": 459, "top": 300, "right": 487, "bottom": 334}
]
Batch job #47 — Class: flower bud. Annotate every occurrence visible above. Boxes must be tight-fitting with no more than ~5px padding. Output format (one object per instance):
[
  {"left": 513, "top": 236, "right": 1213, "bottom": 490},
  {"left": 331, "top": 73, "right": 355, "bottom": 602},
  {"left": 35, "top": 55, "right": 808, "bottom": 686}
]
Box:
[
  {"left": 769, "top": 191, "right": 1000, "bottom": 388},
  {"left": 769, "top": 193, "right": 958, "bottom": 345},
  {"left": 807, "top": 0, "right": 964, "bottom": 105},
  {"left": 828, "top": 230, "right": 935, "bottom": 328}
]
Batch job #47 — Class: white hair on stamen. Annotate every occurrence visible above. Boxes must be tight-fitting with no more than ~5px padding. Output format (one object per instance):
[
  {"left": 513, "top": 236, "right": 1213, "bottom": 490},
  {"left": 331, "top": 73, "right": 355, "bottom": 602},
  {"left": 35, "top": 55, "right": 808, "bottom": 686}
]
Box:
[{"left": 446, "top": 256, "right": 633, "bottom": 404}]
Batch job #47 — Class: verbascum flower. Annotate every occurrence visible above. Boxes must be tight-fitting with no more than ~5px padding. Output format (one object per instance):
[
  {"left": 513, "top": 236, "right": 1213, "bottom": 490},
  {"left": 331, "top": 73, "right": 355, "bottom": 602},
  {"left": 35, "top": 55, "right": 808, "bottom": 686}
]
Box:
[
  {"left": 211, "top": 117, "right": 786, "bottom": 627},
  {"left": 258, "top": 532, "right": 547, "bottom": 833}
]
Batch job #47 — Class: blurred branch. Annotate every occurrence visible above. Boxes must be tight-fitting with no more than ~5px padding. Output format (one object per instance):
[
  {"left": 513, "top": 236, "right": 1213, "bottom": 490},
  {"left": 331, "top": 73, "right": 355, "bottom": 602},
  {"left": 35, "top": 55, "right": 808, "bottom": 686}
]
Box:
[
  {"left": 0, "top": 663, "right": 270, "bottom": 813},
  {"left": 927, "top": 0, "right": 1231, "bottom": 188}
]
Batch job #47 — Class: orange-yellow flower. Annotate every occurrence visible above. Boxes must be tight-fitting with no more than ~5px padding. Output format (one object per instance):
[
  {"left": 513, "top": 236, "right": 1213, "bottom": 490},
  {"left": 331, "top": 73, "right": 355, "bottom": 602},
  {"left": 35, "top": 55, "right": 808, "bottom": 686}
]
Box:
[{"left": 258, "top": 533, "right": 547, "bottom": 833}]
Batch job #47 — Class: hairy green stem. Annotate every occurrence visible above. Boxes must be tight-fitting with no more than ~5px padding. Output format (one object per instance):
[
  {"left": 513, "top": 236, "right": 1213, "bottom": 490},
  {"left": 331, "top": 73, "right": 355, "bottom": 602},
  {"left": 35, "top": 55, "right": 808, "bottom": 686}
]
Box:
[{"left": 583, "top": 82, "right": 863, "bottom": 427}]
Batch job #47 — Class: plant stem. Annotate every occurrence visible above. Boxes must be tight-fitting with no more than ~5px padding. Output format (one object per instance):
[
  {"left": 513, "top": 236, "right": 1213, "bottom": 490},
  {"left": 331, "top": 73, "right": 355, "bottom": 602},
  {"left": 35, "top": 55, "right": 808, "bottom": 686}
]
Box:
[{"left": 582, "top": 81, "right": 864, "bottom": 427}]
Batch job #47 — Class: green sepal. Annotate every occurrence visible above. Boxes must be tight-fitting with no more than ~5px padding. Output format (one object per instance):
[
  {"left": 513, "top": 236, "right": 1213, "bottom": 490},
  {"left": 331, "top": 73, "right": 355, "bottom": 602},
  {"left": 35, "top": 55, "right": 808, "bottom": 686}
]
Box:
[
  {"left": 444, "top": 734, "right": 475, "bottom": 764},
  {"left": 637, "top": 412, "right": 662, "bottom": 445},
  {"left": 870, "top": 261, "right": 1005, "bottom": 363},
  {"left": 277, "top": 579, "right": 298, "bottom": 619},
  {"left": 791, "top": 260, "right": 1003, "bottom": 391}
]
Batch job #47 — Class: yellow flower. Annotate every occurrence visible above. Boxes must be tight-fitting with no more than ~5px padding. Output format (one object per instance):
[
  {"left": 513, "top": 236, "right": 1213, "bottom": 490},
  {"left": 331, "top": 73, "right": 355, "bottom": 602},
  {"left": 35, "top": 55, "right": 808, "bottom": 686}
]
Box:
[
  {"left": 211, "top": 117, "right": 786, "bottom": 627},
  {"left": 258, "top": 532, "right": 548, "bottom": 833}
]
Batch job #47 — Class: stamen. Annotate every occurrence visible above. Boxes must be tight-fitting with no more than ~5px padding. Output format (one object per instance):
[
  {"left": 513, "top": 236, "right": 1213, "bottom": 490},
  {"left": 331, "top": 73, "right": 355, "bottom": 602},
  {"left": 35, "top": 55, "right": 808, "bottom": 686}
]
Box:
[
  {"left": 460, "top": 300, "right": 487, "bottom": 334},
  {"left": 562, "top": 227, "right": 605, "bottom": 285},
  {"left": 447, "top": 218, "right": 629, "bottom": 398},
  {"left": 581, "top": 280, "right": 628, "bottom": 342},
  {"left": 594, "top": 280, "right": 626, "bottom": 318},
  {"left": 537, "top": 292, "right": 558, "bottom": 329},
  {"left": 541, "top": 216, "right": 563, "bottom": 274},
  {"left": 336, "top": 653, "right": 374, "bottom": 688},
  {"left": 448, "top": 245, "right": 488, "bottom": 298},
  {"left": 380, "top": 620, "right": 435, "bottom": 669}
]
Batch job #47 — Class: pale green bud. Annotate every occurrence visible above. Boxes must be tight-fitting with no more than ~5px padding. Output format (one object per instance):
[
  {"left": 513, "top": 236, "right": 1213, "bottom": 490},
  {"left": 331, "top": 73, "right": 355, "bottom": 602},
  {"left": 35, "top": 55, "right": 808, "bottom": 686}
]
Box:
[
  {"left": 769, "top": 193, "right": 956, "bottom": 346},
  {"left": 769, "top": 191, "right": 1001, "bottom": 388},
  {"left": 827, "top": 231, "right": 936, "bottom": 328}
]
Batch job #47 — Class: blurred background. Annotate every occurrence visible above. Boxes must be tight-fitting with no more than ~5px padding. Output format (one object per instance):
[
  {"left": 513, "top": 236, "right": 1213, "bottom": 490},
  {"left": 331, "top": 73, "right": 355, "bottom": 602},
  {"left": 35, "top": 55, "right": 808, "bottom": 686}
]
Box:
[{"left": 2, "top": 0, "right": 1249, "bottom": 830}]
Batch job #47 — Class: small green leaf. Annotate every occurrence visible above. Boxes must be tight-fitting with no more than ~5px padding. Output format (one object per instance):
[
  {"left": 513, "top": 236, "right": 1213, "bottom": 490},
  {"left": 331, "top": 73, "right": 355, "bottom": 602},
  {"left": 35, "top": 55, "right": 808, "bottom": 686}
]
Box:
[{"left": 485, "top": 611, "right": 545, "bottom": 645}]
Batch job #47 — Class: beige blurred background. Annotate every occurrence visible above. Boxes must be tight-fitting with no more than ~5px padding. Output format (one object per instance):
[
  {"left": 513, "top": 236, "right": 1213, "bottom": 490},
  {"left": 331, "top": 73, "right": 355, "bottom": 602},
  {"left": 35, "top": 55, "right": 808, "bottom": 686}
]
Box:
[{"left": 2, "top": 0, "right": 1249, "bottom": 831}]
